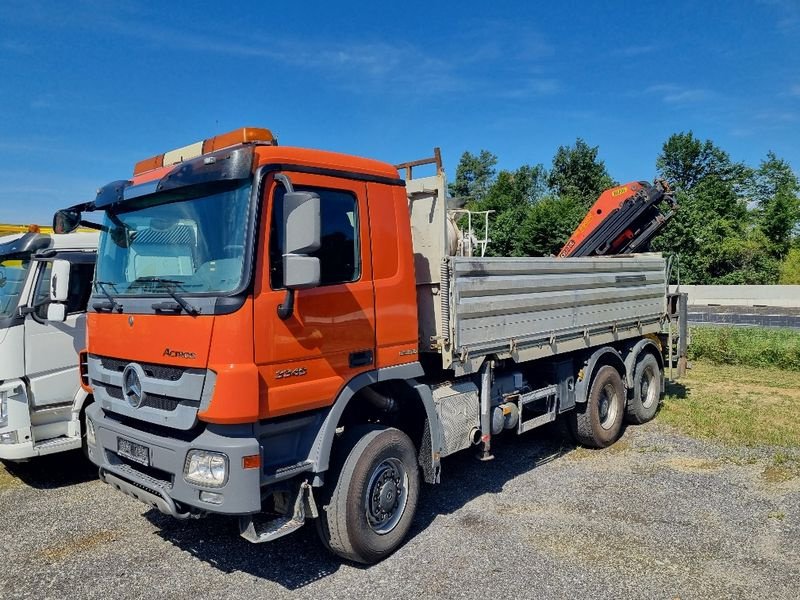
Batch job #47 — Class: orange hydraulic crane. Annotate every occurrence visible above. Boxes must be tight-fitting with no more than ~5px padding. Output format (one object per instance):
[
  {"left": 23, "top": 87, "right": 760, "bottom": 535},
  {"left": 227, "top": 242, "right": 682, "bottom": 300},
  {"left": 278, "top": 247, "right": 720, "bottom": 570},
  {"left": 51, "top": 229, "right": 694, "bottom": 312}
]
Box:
[{"left": 559, "top": 180, "right": 676, "bottom": 257}]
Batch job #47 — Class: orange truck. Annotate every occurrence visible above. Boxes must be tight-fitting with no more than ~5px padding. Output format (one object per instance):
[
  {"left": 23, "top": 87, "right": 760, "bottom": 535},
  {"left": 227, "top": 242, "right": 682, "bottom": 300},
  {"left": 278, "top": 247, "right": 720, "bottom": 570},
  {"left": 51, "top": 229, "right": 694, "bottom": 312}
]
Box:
[{"left": 55, "top": 127, "right": 685, "bottom": 563}]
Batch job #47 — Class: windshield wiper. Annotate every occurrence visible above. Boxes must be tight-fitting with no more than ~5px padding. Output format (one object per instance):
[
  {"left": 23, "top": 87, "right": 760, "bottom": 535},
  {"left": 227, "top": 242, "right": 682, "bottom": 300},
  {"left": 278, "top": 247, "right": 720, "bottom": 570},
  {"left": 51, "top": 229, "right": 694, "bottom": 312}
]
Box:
[
  {"left": 94, "top": 280, "right": 124, "bottom": 313},
  {"left": 142, "top": 277, "right": 200, "bottom": 316}
]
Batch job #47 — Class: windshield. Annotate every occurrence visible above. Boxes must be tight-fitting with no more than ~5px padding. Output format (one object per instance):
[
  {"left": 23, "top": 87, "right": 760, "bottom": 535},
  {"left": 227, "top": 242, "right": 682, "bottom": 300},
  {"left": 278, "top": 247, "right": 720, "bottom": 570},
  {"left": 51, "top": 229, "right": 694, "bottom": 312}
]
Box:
[
  {"left": 95, "top": 182, "right": 252, "bottom": 296},
  {"left": 0, "top": 257, "right": 31, "bottom": 319}
]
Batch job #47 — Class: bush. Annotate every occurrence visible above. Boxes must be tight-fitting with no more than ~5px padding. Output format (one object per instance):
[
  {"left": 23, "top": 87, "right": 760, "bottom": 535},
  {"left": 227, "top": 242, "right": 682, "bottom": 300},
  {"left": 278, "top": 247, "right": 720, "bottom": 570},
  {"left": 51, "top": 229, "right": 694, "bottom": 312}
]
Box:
[{"left": 689, "top": 326, "right": 800, "bottom": 371}]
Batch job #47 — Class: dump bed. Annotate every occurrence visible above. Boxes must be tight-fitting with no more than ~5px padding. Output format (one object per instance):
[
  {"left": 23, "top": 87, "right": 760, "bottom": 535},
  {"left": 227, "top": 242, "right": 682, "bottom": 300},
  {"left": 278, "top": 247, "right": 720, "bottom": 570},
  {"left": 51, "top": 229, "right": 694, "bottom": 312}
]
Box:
[
  {"left": 403, "top": 166, "right": 668, "bottom": 375},
  {"left": 440, "top": 255, "right": 666, "bottom": 374}
]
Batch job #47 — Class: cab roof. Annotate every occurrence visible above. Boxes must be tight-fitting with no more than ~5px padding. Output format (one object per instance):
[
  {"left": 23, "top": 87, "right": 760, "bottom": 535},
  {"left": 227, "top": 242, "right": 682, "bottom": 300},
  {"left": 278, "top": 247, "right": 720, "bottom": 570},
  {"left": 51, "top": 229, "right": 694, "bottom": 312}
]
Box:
[{"left": 130, "top": 143, "right": 402, "bottom": 187}]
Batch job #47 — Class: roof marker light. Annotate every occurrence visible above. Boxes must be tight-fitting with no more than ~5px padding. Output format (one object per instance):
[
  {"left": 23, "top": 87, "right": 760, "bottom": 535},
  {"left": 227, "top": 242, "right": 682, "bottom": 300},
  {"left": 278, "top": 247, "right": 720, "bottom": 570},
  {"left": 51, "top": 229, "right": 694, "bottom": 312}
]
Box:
[{"left": 133, "top": 127, "right": 276, "bottom": 176}]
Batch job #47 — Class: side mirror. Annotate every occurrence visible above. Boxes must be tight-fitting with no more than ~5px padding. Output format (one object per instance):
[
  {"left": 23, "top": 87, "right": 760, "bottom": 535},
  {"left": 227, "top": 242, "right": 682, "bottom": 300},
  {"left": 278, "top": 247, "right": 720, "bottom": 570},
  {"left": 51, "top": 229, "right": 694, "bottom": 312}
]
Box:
[
  {"left": 282, "top": 191, "right": 321, "bottom": 289},
  {"left": 53, "top": 209, "right": 82, "bottom": 234},
  {"left": 50, "top": 260, "right": 71, "bottom": 302},
  {"left": 46, "top": 303, "right": 66, "bottom": 323}
]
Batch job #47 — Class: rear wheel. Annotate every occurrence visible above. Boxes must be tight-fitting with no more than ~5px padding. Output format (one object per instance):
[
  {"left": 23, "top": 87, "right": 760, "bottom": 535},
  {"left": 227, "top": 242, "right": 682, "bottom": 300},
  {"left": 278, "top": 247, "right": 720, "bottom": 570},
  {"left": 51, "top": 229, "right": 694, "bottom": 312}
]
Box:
[
  {"left": 316, "top": 426, "right": 419, "bottom": 564},
  {"left": 571, "top": 365, "right": 625, "bottom": 448},
  {"left": 625, "top": 353, "right": 661, "bottom": 424}
]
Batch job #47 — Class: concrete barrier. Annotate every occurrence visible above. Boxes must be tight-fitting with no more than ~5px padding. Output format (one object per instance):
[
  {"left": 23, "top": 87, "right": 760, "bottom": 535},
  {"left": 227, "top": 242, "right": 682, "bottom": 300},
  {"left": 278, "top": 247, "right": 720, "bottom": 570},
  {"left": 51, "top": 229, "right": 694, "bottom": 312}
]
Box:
[{"left": 671, "top": 285, "right": 800, "bottom": 308}]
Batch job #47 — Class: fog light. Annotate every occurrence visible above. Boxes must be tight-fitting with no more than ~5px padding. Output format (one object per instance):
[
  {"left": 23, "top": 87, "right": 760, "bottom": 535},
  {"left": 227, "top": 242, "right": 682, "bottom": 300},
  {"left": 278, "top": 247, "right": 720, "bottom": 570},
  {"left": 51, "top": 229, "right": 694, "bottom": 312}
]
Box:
[
  {"left": 199, "top": 491, "right": 223, "bottom": 505},
  {"left": 184, "top": 450, "right": 228, "bottom": 488},
  {"left": 0, "top": 395, "right": 7, "bottom": 428},
  {"left": 85, "top": 417, "right": 96, "bottom": 447},
  {"left": 0, "top": 431, "right": 18, "bottom": 444}
]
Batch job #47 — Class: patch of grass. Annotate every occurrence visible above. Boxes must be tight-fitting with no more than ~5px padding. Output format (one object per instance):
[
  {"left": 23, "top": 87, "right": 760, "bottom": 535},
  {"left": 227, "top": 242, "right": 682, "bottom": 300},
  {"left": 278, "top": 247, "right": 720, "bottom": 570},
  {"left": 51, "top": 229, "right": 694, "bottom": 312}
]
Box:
[
  {"left": 36, "top": 530, "right": 118, "bottom": 562},
  {"left": 660, "top": 361, "right": 800, "bottom": 449},
  {"left": 663, "top": 457, "right": 722, "bottom": 472},
  {"left": 688, "top": 327, "right": 800, "bottom": 371},
  {"left": 0, "top": 464, "right": 21, "bottom": 490}
]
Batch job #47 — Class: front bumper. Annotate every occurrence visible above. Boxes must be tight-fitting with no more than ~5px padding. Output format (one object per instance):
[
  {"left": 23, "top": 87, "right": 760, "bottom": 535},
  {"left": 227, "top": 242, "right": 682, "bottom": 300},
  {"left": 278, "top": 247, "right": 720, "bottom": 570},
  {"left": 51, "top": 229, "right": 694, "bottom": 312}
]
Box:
[
  {"left": 0, "top": 380, "right": 33, "bottom": 461},
  {"left": 86, "top": 403, "right": 262, "bottom": 516}
]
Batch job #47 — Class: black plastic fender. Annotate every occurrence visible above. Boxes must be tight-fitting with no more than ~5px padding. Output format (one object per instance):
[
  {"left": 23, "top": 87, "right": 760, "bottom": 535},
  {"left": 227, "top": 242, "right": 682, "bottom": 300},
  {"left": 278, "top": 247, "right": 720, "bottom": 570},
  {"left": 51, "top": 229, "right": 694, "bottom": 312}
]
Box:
[
  {"left": 308, "top": 363, "right": 443, "bottom": 484},
  {"left": 574, "top": 346, "right": 627, "bottom": 404},
  {"left": 623, "top": 338, "right": 665, "bottom": 395}
]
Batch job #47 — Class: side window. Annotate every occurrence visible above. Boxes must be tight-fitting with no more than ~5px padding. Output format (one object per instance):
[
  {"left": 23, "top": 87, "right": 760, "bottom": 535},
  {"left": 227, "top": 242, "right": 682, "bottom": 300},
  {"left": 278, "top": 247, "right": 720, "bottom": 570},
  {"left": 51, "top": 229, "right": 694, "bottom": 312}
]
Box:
[
  {"left": 66, "top": 263, "right": 95, "bottom": 314},
  {"left": 269, "top": 185, "right": 360, "bottom": 289},
  {"left": 33, "top": 263, "right": 53, "bottom": 320},
  {"left": 32, "top": 261, "right": 95, "bottom": 319}
]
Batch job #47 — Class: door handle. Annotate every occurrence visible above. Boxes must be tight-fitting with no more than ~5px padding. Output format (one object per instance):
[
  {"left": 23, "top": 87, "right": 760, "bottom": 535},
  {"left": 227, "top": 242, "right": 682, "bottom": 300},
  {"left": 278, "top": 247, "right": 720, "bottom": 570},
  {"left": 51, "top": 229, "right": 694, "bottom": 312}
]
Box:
[{"left": 349, "top": 350, "right": 374, "bottom": 368}]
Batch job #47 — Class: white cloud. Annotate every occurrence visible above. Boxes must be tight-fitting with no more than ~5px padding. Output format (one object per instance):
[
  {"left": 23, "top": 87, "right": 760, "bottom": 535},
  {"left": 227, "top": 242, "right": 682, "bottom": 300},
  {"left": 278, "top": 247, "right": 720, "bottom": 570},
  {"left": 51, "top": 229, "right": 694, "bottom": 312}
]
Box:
[{"left": 645, "top": 84, "right": 712, "bottom": 105}]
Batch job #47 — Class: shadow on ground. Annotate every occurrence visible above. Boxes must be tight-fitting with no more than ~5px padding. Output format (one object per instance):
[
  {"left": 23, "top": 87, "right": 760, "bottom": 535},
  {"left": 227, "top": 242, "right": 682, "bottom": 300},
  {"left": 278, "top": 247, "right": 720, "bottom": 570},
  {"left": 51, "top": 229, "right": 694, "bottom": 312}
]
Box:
[
  {"left": 665, "top": 379, "right": 688, "bottom": 400},
  {"left": 1, "top": 450, "right": 96, "bottom": 489},
  {"left": 146, "top": 423, "right": 577, "bottom": 590}
]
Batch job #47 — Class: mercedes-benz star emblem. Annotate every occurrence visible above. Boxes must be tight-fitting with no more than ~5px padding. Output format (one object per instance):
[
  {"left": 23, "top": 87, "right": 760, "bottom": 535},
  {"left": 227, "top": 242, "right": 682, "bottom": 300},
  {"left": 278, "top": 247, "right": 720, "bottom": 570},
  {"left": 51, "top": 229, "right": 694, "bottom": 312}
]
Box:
[{"left": 121, "top": 364, "right": 146, "bottom": 408}]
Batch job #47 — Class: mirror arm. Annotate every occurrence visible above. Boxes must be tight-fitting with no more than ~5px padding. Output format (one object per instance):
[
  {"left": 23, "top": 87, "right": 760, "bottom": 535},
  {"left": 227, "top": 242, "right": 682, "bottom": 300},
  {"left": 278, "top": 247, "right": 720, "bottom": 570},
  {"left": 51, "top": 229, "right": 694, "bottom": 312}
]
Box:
[
  {"left": 274, "top": 173, "right": 294, "bottom": 193},
  {"left": 277, "top": 289, "right": 295, "bottom": 320},
  {"left": 20, "top": 301, "right": 51, "bottom": 324},
  {"left": 79, "top": 219, "right": 106, "bottom": 232}
]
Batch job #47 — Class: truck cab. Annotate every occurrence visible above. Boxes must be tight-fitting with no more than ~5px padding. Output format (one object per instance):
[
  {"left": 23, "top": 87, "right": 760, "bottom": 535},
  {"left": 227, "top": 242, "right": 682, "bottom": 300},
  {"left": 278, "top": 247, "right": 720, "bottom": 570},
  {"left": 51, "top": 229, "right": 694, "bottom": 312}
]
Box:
[{"left": 0, "top": 231, "right": 98, "bottom": 460}]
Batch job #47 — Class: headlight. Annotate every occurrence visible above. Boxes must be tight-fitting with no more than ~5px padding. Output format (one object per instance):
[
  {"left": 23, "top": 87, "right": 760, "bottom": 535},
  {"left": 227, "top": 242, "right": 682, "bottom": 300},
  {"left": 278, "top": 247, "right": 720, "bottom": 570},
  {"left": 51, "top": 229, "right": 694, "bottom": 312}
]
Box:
[
  {"left": 184, "top": 450, "right": 228, "bottom": 488},
  {"left": 85, "top": 417, "right": 96, "bottom": 447}
]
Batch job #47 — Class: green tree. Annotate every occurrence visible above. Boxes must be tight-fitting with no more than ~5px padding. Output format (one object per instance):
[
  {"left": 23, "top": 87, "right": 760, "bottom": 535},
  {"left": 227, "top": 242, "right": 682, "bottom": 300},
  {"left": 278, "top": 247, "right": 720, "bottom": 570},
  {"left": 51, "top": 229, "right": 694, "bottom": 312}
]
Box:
[
  {"left": 750, "top": 152, "right": 800, "bottom": 258},
  {"left": 547, "top": 139, "right": 615, "bottom": 207},
  {"left": 652, "top": 132, "right": 776, "bottom": 284},
  {"left": 518, "top": 196, "right": 586, "bottom": 257},
  {"left": 779, "top": 247, "right": 800, "bottom": 284},
  {"left": 449, "top": 150, "right": 498, "bottom": 202},
  {"left": 656, "top": 131, "right": 749, "bottom": 192},
  {"left": 469, "top": 164, "right": 550, "bottom": 256}
]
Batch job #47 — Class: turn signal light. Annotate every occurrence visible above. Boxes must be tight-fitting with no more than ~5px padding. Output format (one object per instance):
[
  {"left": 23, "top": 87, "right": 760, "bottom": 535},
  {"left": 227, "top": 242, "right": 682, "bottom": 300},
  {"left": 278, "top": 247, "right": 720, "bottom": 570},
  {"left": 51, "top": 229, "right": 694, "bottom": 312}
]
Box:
[
  {"left": 133, "top": 127, "right": 276, "bottom": 176},
  {"left": 242, "top": 454, "right": 261, "bottom": 470}
]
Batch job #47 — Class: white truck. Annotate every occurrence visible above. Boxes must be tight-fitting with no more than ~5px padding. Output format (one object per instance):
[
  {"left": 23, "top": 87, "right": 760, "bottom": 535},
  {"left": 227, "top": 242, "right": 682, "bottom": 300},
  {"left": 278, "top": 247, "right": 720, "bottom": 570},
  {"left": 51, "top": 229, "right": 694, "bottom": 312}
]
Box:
[{"left": 0, "top": 230, "right": 98, "bottom": 460}]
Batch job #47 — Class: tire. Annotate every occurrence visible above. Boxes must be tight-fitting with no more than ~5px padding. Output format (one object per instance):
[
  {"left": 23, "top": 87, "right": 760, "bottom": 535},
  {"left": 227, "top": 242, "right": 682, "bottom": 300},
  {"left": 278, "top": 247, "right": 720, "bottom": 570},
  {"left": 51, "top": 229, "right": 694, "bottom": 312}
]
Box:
[
  {"left": 80, "top": 402, "right": 92, "bottom": 462},
  {"left": 570, "top": 365, "right": 625, "bottom": 448},
  {"left": 625, "top": 353, "right": 661, "bottom": 424},
  {"left": 316, "top": 426, "right": 420, "bottom": 564}
]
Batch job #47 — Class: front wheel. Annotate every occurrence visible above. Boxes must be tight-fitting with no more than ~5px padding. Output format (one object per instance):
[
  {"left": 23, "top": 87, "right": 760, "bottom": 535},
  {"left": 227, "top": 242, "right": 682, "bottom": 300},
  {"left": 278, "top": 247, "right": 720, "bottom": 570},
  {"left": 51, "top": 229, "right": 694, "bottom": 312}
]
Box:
[{"left": 317, "top": 426, "right": 420, "bottom": 564}]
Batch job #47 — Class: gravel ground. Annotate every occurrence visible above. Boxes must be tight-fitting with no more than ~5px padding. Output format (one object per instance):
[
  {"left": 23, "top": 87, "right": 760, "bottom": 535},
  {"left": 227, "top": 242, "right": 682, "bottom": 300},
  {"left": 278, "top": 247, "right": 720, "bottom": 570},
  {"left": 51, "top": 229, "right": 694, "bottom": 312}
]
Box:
[{"left": 1, "top": 422, "right": 799, "bottom": 600}]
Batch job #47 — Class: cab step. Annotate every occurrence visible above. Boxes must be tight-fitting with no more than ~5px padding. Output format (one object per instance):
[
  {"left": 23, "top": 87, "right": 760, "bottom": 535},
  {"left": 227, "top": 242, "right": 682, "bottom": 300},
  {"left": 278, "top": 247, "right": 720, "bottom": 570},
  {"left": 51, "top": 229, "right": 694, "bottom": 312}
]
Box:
[
  {"left": 517, "top": 384, "right": 558, "bottom": 434},
  {"left": 238, "top": 481, "right": 318, "bottom": 544},
  {"left": 34, "top": 435, "right": 81, "bottom": 456}
]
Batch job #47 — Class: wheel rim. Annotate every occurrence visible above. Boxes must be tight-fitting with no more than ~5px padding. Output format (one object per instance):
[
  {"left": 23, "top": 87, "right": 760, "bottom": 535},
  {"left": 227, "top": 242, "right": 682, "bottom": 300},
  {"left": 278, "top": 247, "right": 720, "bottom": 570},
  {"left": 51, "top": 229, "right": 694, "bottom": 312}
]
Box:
[
  {"left": 598, "top": 382, "right": 619, "bottom": 430},
  {"left": 365, "top": 457, "right": 409, "bottom": 535},
  {"left": 640, "top": 365, "right": 658, "bottom": 409}
]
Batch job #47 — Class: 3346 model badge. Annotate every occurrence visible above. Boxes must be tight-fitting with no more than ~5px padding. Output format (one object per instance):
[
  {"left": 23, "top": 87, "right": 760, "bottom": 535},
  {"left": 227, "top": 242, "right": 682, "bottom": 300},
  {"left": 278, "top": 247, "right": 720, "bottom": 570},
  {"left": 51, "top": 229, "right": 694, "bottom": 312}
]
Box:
[{"left": 275, "top": 367, "right": 308, "bottom": 379}]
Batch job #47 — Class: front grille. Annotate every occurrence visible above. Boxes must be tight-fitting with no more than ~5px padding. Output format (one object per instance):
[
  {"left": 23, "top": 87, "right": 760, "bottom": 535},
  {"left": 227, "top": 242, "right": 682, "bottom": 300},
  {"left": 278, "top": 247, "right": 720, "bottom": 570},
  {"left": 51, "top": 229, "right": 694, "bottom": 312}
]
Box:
[
  {"left": 97, "top": 383, "right": 198, "bottom": 411},
  {"left": 98, "top": 356, "right": 185, "bottom": 382}
]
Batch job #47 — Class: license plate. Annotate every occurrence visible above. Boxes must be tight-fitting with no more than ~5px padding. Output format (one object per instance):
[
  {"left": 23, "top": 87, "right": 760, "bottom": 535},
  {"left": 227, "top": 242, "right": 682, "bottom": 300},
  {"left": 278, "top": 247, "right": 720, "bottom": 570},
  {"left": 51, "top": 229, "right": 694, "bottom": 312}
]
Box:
[{"left": 117, "top": 437, "right": 150, "bottom": 467}]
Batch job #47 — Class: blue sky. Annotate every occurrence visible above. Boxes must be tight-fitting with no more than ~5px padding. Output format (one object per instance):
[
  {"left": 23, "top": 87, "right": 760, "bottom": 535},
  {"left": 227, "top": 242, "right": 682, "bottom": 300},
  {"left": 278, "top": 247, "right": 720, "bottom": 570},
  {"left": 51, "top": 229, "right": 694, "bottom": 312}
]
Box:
[{"left": 1, "top": 0, "right": 799, "bottom": 224}]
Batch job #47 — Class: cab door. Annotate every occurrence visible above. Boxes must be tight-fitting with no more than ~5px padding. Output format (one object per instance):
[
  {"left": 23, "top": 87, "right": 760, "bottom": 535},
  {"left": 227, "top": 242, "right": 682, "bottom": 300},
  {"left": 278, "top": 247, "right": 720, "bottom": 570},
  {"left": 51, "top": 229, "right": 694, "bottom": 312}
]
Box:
[
  {"left": 253, "top": 172, "right": 376, "bottom": 418},
  {"left": 24, "top": 255, "right": 95, "bottom": 408}
]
